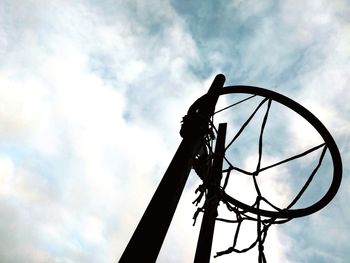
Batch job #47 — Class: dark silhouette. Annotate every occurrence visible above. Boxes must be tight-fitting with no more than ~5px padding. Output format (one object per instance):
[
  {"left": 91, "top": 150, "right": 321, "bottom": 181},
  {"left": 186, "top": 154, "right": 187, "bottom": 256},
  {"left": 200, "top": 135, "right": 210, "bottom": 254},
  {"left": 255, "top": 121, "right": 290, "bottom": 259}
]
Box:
[
  {"left": 119, "top": 74, "right": 342, "bottom": 263},
  {"left": 119, "top": 74, "right": 225, "bottom": 262}
]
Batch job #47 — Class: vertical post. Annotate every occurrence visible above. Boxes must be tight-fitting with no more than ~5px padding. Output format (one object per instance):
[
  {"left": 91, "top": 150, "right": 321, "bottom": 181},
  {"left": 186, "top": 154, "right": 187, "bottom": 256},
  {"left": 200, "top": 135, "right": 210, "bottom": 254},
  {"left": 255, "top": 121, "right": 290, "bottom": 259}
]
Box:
[
  {"left": 119, "top": 74, "right": 225, "bottom": 263},
  {"left": 194, "top": 123, "right": 227, "bottom": 263}
]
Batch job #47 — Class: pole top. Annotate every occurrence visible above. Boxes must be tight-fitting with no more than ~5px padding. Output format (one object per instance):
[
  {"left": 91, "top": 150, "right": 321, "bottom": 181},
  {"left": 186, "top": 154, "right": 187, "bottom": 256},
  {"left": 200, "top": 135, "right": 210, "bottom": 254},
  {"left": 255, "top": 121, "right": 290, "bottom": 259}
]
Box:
[{"left": 208, "top": 74, "right": 226, "bottom": 94}]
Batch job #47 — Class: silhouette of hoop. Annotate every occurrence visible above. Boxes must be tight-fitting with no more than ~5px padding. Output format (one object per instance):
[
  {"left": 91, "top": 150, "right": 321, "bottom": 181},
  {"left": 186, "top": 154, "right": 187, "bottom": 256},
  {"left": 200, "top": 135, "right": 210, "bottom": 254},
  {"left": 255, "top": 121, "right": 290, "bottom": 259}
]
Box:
[{"left": 215, "top": 86, "right": 342, "bottom": 219}]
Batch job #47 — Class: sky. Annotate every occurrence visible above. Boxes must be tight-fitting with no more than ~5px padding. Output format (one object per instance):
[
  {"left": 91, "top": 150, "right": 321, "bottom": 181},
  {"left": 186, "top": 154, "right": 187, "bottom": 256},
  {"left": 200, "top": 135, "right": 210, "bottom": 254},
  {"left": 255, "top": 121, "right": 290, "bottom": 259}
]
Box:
[{"left": 0, "top": 0, "right": 349, "bottom": 262}]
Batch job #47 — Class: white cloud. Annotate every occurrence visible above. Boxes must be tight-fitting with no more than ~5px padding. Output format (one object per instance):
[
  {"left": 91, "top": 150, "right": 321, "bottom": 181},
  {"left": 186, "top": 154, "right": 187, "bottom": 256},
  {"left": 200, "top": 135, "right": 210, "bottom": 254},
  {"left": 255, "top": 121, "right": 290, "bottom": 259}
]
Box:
[
  {"left": 0, "top": 155, "right": 15, "bottom": 195},
  {"left": 0, "top": 0, "right": 205, "bottom": 262},
  {"left": 0, "top": 0, "right": 349, "bottom": 262}
]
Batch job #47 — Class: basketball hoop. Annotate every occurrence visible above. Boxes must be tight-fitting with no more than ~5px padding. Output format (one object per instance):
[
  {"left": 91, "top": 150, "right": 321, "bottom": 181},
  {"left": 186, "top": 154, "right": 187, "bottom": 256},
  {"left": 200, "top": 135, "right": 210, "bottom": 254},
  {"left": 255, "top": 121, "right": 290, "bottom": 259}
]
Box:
[{"left": 192, "top": 84, "right": 342, "bottom": 262}]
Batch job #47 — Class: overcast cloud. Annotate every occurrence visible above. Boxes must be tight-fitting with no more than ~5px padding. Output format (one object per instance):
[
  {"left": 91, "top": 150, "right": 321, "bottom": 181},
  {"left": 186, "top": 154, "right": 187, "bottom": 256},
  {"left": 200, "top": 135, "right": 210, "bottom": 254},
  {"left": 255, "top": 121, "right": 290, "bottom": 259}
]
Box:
[{"left": 0, "top": 0, "right": 349, "bottom": 262}]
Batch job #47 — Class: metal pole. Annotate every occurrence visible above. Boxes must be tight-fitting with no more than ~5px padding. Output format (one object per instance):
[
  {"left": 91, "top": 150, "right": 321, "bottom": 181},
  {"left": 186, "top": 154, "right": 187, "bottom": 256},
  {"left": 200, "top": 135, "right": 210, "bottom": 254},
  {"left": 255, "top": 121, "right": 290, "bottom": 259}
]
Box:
[
  {"left": 194, "top": 123, "right": 227, "bottom": 263},
  {"left": 119, "top": 74, "right": 225, "bottom": 263}
]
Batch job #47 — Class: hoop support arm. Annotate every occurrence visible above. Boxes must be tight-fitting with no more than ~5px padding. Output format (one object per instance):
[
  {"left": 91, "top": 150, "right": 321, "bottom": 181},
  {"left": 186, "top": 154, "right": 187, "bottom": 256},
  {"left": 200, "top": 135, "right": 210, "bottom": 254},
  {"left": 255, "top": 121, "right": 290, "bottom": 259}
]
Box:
[{"left": 119, "top": 74, "right": 226, "bottom": 262}]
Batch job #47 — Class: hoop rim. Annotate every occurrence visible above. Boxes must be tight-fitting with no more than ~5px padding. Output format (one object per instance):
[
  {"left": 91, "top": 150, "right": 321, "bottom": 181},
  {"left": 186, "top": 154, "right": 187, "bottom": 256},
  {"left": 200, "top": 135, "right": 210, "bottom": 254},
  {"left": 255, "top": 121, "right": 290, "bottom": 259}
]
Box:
[{"left": 216, "top": 85, "right": 342, "bottom": 219}]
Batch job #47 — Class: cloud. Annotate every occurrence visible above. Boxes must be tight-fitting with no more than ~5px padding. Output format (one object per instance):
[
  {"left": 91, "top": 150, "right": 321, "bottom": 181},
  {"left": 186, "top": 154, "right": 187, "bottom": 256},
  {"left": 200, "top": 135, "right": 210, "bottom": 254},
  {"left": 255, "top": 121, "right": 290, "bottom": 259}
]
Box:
[
  {"left": 0, "top": 0, "right": 349, "bottom": 262},
  {"left": 0, "top": 0, "right": 207, "bottom": 262}
]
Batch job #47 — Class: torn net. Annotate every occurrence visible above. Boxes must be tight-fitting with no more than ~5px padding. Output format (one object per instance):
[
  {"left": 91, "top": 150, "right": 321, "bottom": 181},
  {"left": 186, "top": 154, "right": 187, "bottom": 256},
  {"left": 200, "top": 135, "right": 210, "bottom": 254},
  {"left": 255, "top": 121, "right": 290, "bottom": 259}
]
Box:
[{"left": 192, "top": 96, "right": 327, "bottom": 263}]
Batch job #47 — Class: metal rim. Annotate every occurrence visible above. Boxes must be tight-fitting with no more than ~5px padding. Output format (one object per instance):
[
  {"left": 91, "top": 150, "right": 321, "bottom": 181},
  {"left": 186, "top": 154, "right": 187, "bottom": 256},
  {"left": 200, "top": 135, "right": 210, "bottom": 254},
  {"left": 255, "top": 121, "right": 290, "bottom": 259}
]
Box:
[{"left": 217, "top": 85, "right": 342, "bottom": 219}]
